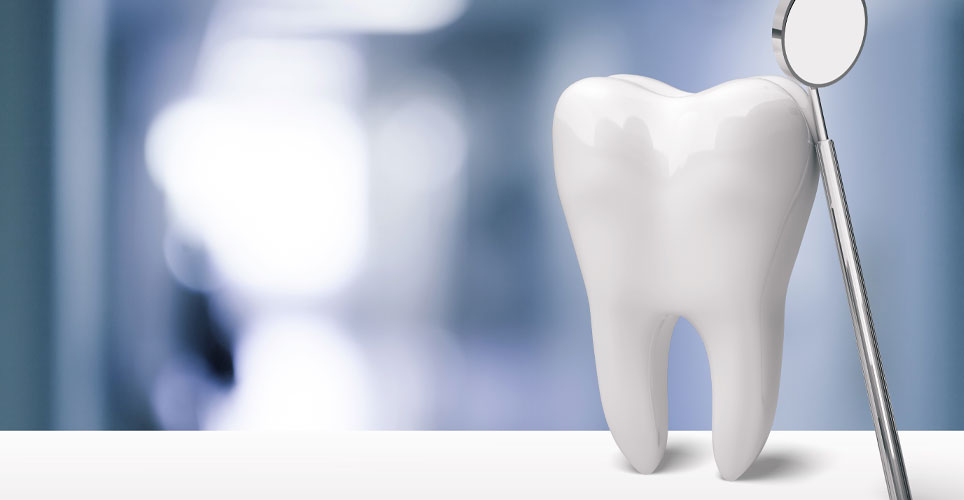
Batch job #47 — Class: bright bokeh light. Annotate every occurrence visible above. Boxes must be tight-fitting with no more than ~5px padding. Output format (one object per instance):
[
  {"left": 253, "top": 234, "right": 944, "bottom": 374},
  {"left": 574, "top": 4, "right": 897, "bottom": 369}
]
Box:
[
  {"left": 204, "top": 314, "right": 372, "bottom": 429},
  {"left": 146, "top": 35, "right": 376, "bottom": 429},
  {"left": 146, "top": 38, "right": 368, "bottom": 299},
  {"left": 147, "top": 97, "right": 367, "bottom": 298},
  {"left": 145, "top": 3, "right": 470, "bottom": 428}
]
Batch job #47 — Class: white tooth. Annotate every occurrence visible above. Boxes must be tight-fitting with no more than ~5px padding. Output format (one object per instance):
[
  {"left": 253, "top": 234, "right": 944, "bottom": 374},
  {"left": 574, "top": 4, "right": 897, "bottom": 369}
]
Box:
[{"left": 553, "top": 75, "right": 818, "bottom": 480}]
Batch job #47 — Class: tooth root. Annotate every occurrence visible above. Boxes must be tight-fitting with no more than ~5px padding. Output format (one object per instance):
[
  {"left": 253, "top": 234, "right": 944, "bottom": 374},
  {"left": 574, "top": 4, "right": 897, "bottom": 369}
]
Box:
[
  {"left": 694, "top": 310, "right": 784, "bottom": 481},
  {"left": 592, "top": 308, "right": 678, "bottom": 474}
]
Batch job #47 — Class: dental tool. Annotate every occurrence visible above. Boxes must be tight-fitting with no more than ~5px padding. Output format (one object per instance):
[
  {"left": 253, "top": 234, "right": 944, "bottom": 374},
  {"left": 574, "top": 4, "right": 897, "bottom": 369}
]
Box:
[{"left": 772, "top": 1, "right": 911, "bottom": 498}]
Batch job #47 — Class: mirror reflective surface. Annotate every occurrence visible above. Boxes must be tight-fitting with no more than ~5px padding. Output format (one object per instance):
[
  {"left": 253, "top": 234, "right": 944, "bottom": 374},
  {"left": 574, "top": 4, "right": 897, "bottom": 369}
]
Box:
[{"left": 774, "top": 0, "right": 867, "bottom": 87}]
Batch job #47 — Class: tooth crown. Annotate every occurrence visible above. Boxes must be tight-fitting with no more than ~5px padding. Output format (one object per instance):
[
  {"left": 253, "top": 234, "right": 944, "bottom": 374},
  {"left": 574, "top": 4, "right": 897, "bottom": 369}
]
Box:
[
  {"left": 553, "top": 75, "right": 818, "bottom": 480},
  {"left": 555, "top": 76, "right": 814, "bottom": 316}
]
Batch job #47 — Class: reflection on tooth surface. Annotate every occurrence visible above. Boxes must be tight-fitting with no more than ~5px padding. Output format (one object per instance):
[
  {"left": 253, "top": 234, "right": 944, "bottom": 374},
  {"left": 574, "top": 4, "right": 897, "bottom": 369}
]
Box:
[{"left": 554, "top": 75, "right": 817, "bottom": 479}]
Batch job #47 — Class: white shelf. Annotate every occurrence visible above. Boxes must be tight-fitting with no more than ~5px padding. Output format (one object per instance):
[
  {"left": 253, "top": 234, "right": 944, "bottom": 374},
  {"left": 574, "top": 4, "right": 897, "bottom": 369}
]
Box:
[{"left": 1, "top": 431, "right": 959, "bottom": 498}]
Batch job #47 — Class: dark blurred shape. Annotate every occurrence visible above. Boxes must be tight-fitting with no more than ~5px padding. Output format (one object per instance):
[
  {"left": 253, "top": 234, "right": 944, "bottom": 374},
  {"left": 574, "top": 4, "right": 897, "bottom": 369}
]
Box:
[{"left": 178, "top": 290, "right": 234, "bottom": 385}]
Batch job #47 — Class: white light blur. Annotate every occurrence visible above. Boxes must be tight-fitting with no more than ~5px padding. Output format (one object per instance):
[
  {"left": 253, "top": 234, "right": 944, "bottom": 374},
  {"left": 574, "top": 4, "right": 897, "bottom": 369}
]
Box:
[
  {"left": 204, "top": 315, "right": 372, "bottom": 430},
  {"left": 220, "top": 0, "right": 469, "bottom": 35},
  {"left": 146, "top": 0, "right": 469, "bottom": 428},
  {"left": 146, "top": 39, "right": 368, "bottom": 299},
  {"left": 148, "top": 98, "right": 367, "bottom": 298}
]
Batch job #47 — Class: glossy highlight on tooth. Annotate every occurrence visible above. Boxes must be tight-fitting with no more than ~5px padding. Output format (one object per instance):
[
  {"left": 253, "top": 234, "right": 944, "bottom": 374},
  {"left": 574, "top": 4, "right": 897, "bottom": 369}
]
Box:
[{"left": 553, "top": 75, "right": 818, "bottom": 480}]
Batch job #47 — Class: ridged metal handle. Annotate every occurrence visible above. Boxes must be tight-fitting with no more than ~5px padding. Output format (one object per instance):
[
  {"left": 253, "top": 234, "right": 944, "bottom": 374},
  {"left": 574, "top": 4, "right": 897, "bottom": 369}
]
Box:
[{"left": 816, "top": 137, "right": 911, "bottom": 500}]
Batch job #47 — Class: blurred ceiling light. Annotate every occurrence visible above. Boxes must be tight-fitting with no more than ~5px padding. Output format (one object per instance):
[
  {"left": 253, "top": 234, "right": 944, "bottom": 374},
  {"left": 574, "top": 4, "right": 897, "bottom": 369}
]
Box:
[
  {"left": 147, "top": 97, "right": 367, "bottom": 298},
  {"left": 204, "top": 315, "right": 372, "bottom": 429},
  {"left": 218, "top": 0, "right": 469, "bottom": 35},
  {"left": 146, "top": 38, "right": 368, "bottom": 299}
]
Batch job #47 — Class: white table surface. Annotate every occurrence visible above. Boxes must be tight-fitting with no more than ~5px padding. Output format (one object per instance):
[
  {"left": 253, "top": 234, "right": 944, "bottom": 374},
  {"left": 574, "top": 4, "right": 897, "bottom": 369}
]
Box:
[{"left": 1, "top": 431, "right": 959, "bottom": 499}]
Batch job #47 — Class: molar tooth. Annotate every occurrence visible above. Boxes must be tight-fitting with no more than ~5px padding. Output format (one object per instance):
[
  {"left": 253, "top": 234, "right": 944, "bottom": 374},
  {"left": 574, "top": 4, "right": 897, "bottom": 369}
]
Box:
[{"left": 553, "top": 75, "right": 818, "bottom": 479}]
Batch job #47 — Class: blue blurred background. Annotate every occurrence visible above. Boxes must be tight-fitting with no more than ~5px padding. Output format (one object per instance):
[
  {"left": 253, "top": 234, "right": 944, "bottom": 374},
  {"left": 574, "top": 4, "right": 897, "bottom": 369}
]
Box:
[{"left": 0, "top": 0, "right": 961, "bottom": 430}]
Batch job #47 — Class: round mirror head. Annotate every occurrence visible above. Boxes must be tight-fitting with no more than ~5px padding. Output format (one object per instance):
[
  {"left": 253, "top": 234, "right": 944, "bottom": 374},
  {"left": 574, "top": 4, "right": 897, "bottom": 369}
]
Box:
[{"left": 772, "top": 0, "right": 867, "bottom": 87}]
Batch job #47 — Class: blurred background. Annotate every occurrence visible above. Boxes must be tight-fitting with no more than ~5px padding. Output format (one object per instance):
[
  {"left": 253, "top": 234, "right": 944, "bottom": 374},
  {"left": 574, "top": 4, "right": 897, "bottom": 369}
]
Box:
[{"left": 0, "top": 0, "right": 961, "bottom": 431}]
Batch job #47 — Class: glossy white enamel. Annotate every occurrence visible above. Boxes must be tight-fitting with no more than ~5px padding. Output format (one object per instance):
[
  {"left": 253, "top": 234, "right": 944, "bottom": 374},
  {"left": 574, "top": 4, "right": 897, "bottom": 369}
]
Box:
[{"left": 553, "top": 75, "right": 818, "bottom": 480}]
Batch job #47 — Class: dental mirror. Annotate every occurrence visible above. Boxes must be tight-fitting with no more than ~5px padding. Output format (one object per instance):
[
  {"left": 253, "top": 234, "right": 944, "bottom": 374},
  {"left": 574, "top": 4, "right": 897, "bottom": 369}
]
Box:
[
  {"left": 772, "top": 1, "right": 912, "bottom": 500},
  {"left": 772, "top": 0, "right": 866, "bottom": 87}
]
